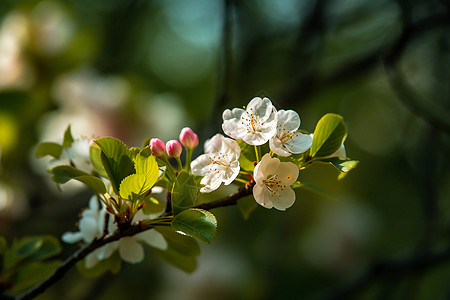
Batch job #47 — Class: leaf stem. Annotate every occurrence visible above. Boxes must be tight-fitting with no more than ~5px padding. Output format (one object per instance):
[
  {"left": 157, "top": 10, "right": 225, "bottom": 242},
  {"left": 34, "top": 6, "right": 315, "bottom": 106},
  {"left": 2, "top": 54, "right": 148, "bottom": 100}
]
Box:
[{"left": 254, "top": 145, "right": 260, "bottom": 162}]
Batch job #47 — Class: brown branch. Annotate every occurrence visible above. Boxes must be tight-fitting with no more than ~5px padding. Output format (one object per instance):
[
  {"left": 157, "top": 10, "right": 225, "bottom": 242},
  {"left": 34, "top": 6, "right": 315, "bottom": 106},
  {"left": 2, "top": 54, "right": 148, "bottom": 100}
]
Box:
[
  {"left": 194, "top": 183, "right": 254, "bottom": 210},
  {"left": 15, "top": 183, "right": 254, "bottom": 300}
]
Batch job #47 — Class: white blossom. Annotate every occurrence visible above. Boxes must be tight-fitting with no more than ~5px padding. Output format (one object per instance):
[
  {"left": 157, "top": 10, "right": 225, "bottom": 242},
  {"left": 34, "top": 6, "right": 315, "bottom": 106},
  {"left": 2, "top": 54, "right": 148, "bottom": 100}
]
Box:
[
  {"left": 269, "top": 110, "right": 312, "bottom": 157},
  {"left": 253, "top": 154, "right": 299, "bottom": 211},
  {"left": 222, "top": 97, "right": 277, "bottom": 146},
  {"left": 191, "top": 134, "right": 240, "bottom": 193},
  {"left": 62, "top": 196, "right": 167, "bottom": 267}
]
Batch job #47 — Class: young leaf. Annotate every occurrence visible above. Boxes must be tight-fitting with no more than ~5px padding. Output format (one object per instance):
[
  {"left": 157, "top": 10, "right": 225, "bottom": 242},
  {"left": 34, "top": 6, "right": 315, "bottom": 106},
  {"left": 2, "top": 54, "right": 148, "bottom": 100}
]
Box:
[
  {"left": 171, "top": 171, "right": 199, "bottom": 215},
  {"left": 119, "top": 174, "right": 153, "bottom": 201},
  {"left": 35, "top": 142, "right": 63, "bottom": 159},
  {"left": 89, "top": 144, "right": 108, "bottom": 178},
  {"left": 51, "top": 166, "right": 107, "bottom": 195},
  {"left": 171, "top": 209, "right": 217, "bottom": 243},
  {"left": 310, "top": 114, "right": 347, "bottom": 158},
  {"left": 62, "top": 125, "right": 74, "bottom": 148},
  {"left": 119, "top": 148, "right": 159, "bottom": 201},
  {"left": 95, "top": 137, "right": 135, "bottom": 195}
]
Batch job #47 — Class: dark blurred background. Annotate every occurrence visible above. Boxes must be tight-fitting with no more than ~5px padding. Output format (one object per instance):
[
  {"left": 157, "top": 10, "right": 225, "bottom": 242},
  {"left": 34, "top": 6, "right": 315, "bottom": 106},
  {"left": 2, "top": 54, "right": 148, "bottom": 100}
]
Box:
[{"left": 0, "top": 0, "right": 449, "bottom": 299}]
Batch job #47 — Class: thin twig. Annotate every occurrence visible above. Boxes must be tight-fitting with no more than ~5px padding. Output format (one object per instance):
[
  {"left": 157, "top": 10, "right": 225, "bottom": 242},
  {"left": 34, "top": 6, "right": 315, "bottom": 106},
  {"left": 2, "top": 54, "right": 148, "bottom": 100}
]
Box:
[{"left": 15, "top": 183, "right": 254, "bottom": 300}]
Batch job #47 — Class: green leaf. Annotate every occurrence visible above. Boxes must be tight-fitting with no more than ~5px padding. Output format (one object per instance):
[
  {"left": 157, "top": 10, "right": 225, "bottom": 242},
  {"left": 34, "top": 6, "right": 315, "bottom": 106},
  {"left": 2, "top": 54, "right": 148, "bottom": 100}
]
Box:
[
  {"left": 322, "top": 158, "right": 359, "bottom": 180},
  {"left": 293, "top": 182, "right": 334, "bottom": 199},
  {"left": 24, "top": 236, "right": 62, "bottom": 261},
  {"left": 35, "top": 142, "right": 63, "bottom": 159},
  {"left": 129, "top": 147, "right": 141, "bottom": 160},
  {"left": 154, "top": 227, "right": 200, "bottom": 273},
  {"left": 171, "top": 171, "right": 199, "bottom": 215},
  {"left": 95, "top": 137, "right": 135, "bottom": 195},
  {"left": 119, "top": 148, "right": 159, "bottom": 201},
  {"left": 76, "top": 251, "right": 122, "bottom": 278},
  {"left": 15, "top": 239, "right": 43, "bottom": 258},
  {"left": 155, "top": 227, "right": 201, "bottom": 257},
  {"left": 310, "top": 113, "right": 347, "bottom": 158},
  {"left": 51, "top": 166, "right": 107, "bottom": 194},
  {"left": 172, "top": 209, "right": 217, "bottom": 243},
  {"left": 119, "top": 174, "right": 151, "bottom": 201},
  {"left": 89, "top": 144, "right": 108, "bottom": 178},
  {"left": 10, "top": 260, "right": 61, "bottom": 293},
  {"left": 236, "top": 139, "right": 256, "bottom": 172},
  {"left": 5, "top": 236, "right": 62, "bottom": 270},
  {"left": 142, "top": 196, "right": 166, "bottom": 215},
  {"left": 62, "top": 125, "right": 74, "bottom": 148},
  {"left": 237, "top": 195, "right": 258, "bottom": 220}
]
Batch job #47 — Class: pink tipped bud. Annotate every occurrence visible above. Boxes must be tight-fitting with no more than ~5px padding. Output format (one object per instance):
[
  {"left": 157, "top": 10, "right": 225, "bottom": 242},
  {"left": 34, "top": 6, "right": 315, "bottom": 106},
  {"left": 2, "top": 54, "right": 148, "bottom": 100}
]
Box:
[
  {"left": 179, "top": 127, "right": 199, "bottom": 149},
  {"left": 149, "top": 138, "right": 165, "bottom": 156},
  {"left": 166, "top": 140, "right": 182, "bottom": 158}
]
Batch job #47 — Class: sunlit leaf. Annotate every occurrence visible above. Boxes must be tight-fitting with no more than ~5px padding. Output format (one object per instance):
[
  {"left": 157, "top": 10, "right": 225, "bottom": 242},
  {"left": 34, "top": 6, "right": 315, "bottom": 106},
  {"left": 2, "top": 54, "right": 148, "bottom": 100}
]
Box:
[
  {"left": 119, "top": 148, "right": 159, "bottom": 201},
  {"left": 35, "top": 142, "right": 62, "bottom": 159},
  {"left": 95, "top": 137, "right": 135, "bottom": 195},
  {"left": 171, "top": 209, "right": 217, "bottom": 243},
  {"left": 310, "top": 114, "right": 347, "bottom": 158},
  {"left": 89, "top": 144, "right": 108, "bottom": 178}
]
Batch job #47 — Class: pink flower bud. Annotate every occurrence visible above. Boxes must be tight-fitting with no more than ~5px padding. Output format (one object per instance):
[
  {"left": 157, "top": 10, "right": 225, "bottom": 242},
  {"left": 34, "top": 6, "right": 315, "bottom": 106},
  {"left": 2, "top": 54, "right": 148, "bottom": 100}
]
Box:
[
  {"left": 149, "top": 138, "right": 165, "bottom": 156},
  {"left": 179, "top": 127, "right": 199, "bottom": 149},
  {"left": 166, "top": 140, "right": 182, "bottom": 158}
]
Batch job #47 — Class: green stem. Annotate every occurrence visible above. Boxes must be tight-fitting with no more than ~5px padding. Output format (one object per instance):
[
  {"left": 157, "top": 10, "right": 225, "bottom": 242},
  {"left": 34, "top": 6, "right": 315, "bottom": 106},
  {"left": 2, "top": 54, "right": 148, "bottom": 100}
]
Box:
[
  {"left": 176, "top": 157, "right": 183, "bottom": 171},
  {"left": 234, "top": 178, "right": 248, "bottom": 184},
  {"left": 185, "top": 148, "right": 193, "bottom": 172},
  {"left": 254, "top": 145, "right": 261, "bottom": 162}
]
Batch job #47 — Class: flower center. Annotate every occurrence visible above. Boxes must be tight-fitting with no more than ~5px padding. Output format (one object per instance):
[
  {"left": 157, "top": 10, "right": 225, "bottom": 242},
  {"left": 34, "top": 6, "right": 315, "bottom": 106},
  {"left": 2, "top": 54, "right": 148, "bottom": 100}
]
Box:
[
  {"left": 263, "top": 174, "right": 287, "bottom": 197},
  {"left": 279, "top": 129, "right": 296, "bottom": 144},
  {"left": 242, "top": 109, "right": 263, "bottom": 134},
  {"left": 208, "top": 153, "right": 229, "bottom": 167}
]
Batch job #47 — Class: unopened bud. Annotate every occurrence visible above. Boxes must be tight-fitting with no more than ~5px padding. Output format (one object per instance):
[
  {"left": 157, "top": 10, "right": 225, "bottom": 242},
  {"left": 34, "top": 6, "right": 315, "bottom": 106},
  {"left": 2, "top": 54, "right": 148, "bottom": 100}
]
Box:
[
  {"left": 149, "top": 138, "right": 165, "bottom": 156},
  {"left": 166, "top": 140, "right": 182, "bottom": 158},
  {"left": 179, "top": 127, "right": 199, "bottom": 149}
]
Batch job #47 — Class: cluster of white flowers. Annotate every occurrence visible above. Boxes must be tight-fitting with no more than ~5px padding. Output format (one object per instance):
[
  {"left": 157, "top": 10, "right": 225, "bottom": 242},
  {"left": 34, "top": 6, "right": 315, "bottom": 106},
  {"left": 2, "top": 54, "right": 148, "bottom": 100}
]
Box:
[
  {"left": 192, "top": 97, "right": 312, "bottom": 211},
  {"left": 62, "top": 195, "right": 167, "bottom": 268}
]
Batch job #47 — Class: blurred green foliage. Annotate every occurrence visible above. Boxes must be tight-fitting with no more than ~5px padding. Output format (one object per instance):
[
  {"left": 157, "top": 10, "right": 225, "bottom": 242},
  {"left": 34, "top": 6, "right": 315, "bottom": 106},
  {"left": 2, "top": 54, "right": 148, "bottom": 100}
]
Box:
[{"left": 0, "top": 0, "right": 449, "bottom": 299}]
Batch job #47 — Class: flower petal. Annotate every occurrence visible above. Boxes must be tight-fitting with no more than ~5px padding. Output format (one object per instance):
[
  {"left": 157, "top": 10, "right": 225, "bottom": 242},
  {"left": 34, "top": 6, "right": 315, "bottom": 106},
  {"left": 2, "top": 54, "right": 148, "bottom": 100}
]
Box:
[
  {"left": 269, "top": 138, "right": 291, "bottom": 157},
  {"left": 61, "top": 231, "right": 83, "bottom": 244},
  {"left": 272, "top": 188, "right": 296, "bottom": 211},
  {"left": 276, "top": 162, "right": 299, "bottom": 185},
  {"left": 222, "top": 108, "right": 246, "bottom": 139},
  {"left": 119, "top": 237, "right": 144, "bottom": 264},
  {"left": 285, "top": 133, "right": 312, "bottom": 154},
  {"left": 135, "top": 229, "right": 168, "bottom": 250},
  {"left": 253, "top": 184, "right": 274, "bottom": 209}
]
